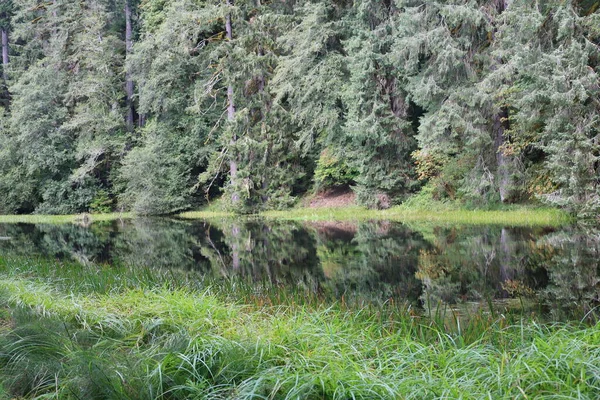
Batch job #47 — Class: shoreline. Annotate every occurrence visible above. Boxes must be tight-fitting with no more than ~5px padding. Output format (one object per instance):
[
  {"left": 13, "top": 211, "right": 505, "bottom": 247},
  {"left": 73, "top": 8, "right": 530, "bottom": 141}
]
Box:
[
  {"left": 0, "top": 206, "right": 573, "bottom": 227},
  {"left": 184, "top": 205, "right": 573, "bottom": 227}
]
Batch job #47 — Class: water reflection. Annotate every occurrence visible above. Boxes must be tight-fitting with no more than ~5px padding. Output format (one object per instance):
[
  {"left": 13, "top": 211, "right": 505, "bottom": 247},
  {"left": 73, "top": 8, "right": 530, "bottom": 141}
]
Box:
[
  {"left": 416, "top": 226, "right": 551, "bottom": 303},
  {"left": 539, "top": 227, "right": 600, "bottom": 320},
  {"left": 312, "top": 221, "right": 425, "bottom": 302},
  {"left": 0, "top": 219, "right": 598, "bottom": 320}
]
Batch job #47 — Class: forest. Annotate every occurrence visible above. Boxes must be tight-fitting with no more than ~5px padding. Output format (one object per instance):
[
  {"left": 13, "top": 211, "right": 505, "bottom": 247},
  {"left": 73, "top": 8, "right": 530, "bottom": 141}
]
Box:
[{"left": 0, "top": 0, "right": 599, "bottom": 216}]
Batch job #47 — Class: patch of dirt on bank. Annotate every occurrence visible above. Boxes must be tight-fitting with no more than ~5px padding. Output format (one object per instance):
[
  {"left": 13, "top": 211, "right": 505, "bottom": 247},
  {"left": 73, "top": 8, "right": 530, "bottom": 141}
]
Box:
[{"left": 306, "top": 187, "right": 356, "bottom": 208}]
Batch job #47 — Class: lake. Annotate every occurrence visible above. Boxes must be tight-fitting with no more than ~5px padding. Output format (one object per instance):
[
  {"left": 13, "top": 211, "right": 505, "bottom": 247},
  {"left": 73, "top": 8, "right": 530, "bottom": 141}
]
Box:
[{"left": 0, "top": 218, "right": 598, "bottom": 322}]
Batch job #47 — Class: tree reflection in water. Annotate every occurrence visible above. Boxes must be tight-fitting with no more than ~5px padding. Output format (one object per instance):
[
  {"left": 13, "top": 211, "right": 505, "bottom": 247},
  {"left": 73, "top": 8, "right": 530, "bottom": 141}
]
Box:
[{"left": 0, "top": 219, "right": 597, "bottom": 320}]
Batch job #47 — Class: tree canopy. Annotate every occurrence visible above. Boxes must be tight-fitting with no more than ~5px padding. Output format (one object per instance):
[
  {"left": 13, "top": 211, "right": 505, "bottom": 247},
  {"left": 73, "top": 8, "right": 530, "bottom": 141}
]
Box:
[{"left": 0, "top": 0, "right": 598, "bottom": 215}]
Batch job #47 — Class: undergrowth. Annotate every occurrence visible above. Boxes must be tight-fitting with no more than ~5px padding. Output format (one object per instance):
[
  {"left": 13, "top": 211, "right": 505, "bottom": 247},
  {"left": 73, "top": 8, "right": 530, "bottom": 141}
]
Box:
[{"left": 0, "top": 256, "right": 597, "bottom": 399}]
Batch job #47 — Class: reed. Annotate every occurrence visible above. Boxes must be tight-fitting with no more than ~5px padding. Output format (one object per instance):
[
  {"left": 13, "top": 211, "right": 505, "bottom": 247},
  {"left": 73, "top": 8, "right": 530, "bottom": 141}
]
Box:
[{"left": 0, "top": 256, "right": 597, "bottom": 399}]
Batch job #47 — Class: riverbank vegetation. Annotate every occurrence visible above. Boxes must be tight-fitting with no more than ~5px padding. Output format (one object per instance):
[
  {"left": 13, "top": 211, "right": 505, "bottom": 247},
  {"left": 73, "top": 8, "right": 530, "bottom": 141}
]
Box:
[
  {"left": 0, "top": 212, "right": 133, "bottom": 225},
  {"left": 0, "top": 0, "right": 598, "bottom": 396},
  {"left": 180, "top": 205, "right": 572, "bottom": 226},
  {"left": 0, "top": 205, "right": 570, "bottom": 226},
  {"left": 0, "top": 255, "right": 598, "bottom": 399},
  {"left": 0, "top": 1, "right": 599, "bottom": 216}
]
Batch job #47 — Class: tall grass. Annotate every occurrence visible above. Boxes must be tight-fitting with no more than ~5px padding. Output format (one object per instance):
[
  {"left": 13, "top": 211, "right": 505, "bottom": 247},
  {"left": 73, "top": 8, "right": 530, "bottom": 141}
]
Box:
[
  {"left": 0, "top": 203, "right": 570, "bottom": 227},
  {"left": 260, "top": 206, "right": 572, "bottom": 226},
  {"left": 0, "top": 212, "right": 133, "bottom": 225},
  {"left": 0, "top": 256, "right": 598, "bottom": 399},
  {"left": 179, "top": 206, "right": 572, "bottom": 227}
]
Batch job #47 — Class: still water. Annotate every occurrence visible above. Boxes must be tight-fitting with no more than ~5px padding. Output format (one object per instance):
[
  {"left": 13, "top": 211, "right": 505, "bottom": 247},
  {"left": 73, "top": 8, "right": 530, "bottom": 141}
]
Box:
[{"left": 0, "top": 218, "right": 598, "bottom": 321}]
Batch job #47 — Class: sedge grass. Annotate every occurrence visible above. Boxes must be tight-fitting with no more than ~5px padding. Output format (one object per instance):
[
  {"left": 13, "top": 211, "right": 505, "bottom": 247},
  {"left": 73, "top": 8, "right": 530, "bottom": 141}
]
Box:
[
  {"left": 0, "top": 205, "right": 571, "bottom": 227},
  {"left": 0, "top": 279, "right": 598, "bottom": 399},
  {"left": 0, "top": 212, "right": 133, "bottom": 225},
  {"left": 261, "top": 206, "right": 572, "bottom": 226},
  {"left": 0, "top": 256, "right": 598, "bottom": 399},
  {"left": 179, "top": 206, "right": 572, "bottom": 227}
]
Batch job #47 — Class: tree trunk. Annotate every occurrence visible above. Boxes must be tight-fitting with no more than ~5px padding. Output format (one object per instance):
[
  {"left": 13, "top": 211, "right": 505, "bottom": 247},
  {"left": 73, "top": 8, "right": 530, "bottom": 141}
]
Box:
[
  {"left": 138, "top": 108, "right": 146, "bottom": 127},
  {"left": 494, "top": 109, "right": 512, "bottom": 203},
  {"left": 125, "top": 0, "right": 135, "bottom": 131},
  {"left": 257, "top": 45, "right": 271, "bottom": 205},
  {"left": 1, "top": 28, "right": 8, "bottom": 83},
  {"left": 492, "top": 0, "right": 514, "bottom": 203},
  {"left": 226, "top": 0, "right": 239, "bottom": 203}
]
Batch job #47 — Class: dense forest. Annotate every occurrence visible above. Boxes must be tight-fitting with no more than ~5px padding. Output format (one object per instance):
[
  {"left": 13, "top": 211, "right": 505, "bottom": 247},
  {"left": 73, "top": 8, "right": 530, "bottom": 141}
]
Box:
[{"left": 0, "top": 0, "right": 598, "bottom": 215}]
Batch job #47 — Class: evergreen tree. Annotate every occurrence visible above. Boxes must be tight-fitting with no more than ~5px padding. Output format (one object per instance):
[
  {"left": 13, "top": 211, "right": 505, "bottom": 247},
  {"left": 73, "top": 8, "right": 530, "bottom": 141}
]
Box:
[
  {"left": 391, "top": 1, "right": 514, "bottom": 205},
  {"left": 488, "top": 1, "right": 600, "bottom": 214},
  {"left": 0, "top": 0, "right": 127, "bottom": 213},
  {"left": 119, "top": 0, "right": 216, "bottom": 214},
  {"left": 343, "top": 0, "right": 420, "bottom": 208},
  {"left": 196, "top": 0, "right": 308, "bottom": 213},
  {"left": 0, "top": 0, "right": 597, "bottom": 215}
]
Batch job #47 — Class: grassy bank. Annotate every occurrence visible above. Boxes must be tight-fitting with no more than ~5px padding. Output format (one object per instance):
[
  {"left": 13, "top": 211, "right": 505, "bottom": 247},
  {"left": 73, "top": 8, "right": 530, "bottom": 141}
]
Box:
[
  {"left": 0, "top": 212, "right": 133, "bottom": 225},
  {"left": 0, "top": 202, "right": 572, "bottom": 227},
  {"left": 179, "top": 205, "right": 572, "bottom": 227},
  {"left": 0, "top": 256, "right": 598, "bottom": 399}
]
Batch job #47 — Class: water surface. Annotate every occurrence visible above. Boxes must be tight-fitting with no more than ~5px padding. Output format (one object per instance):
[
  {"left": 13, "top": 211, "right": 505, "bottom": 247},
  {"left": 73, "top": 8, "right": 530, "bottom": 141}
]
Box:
[{"left": 0, "top": 218, "right": 598, "bottom": 321}]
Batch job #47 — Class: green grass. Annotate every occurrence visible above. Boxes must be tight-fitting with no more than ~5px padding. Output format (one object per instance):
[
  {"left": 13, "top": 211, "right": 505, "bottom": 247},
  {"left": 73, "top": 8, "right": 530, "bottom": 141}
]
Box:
[
  {"left": 0, "top": 256, "right": 598, "bottom": 399},
  {"left": 0, "top": 197, "right": 572, "bottom": 227},
  {"left": 177, "top": 210, "right": 236, "bottom": 220},
  {"left": 0, "top": 212, "right": 133, "bottom": 224},
  {"left": 1, "top": 279, "right": 599, "bottom": 399},
  {"left": 180, "top": 187, "right": 572, "bottom": 226},
  {"left": 264, "top": 206, "right": 571, "bottom": 226},
  {"left": 179, "top": 205, "right": 572, "bottom": 227},
  {"left": 0, "top": 207, "right": 572, "bottom": 227}
]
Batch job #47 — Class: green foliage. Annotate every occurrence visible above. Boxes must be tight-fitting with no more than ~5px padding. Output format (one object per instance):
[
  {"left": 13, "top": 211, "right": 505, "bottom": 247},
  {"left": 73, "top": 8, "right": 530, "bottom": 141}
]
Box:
[
  {"left": 89, "top": 189, "right": 114, "bottom": 214},
  {"left": 0, "top": 0, "right": 597, "bottom": 215},
  {"left": 118, "top": 121, "right": 206, "bottom": 215},
  {"left": 314, "top": 148, "right": 358, "bottom": 190},
  {"left": 0, "top": 0, "right": 128, "bottom": 214},
  {"left": 0, "top": 1, "right": 12, "bottom": 30},
  {"left": 0, "top": 249, "right": 598, "bottom": 399},
  {"left": 35, "top": 177, "right": 103, "bottom": 215}
]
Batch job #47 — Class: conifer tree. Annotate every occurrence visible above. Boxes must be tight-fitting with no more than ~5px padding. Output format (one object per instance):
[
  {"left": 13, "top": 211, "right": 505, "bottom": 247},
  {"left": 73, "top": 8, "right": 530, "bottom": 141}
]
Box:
[
  {"left": 119, "top": 0, "right": 218, "bottom": 214},
  {"left": 0, "top": 0, "right": 597, "bottom": 214},
  {"left": 0, "top": 0, "right": 127, "bottom": 213},
  {"left": 391, "top": 1, "right": 524, "bottom": 204},
  {"left": 194, "top": 0, "right": 308, "bottom": 213},
  {"left": 489, "top": 0, "right": 600, "bottom": 214},
  {"left": 343, "top": 0, "right": 419, "bottom": 208}
]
